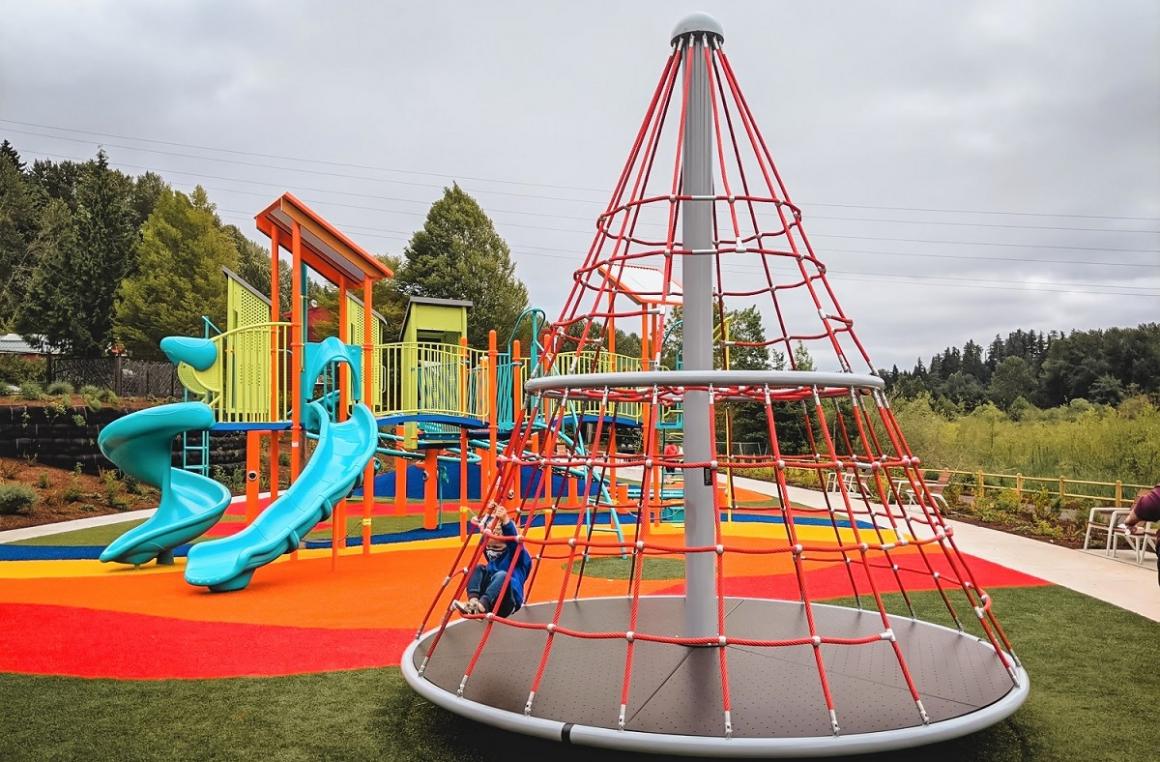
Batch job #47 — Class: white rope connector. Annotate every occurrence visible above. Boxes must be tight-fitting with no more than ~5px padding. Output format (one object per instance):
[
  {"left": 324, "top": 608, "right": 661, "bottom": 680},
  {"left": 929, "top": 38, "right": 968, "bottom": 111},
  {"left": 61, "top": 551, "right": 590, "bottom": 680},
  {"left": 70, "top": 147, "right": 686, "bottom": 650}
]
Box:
[
  {"left": 635, "top": 539, "right": 645, "bottom": 550},
  {"left": 724, "top": 710, "right": 733, "bottom": 738},
  {"left": 792, "top": 543, "right": 803, "bottom": 555},
  {"left": 830, "top": 709, "right": 841, "bottom": 736},
  {"left": 811, "top": 635, "right": 822, "bottom": 647},
  {"left": 618, "top": 704, "right": 627, "bottom": 730},
  {"left": 932, "top": 571, "right": 940, "bottom": 580},
  {"left": 625, "top": 630, "right": 635, "bottom": 642},
  {"left": 859, "top": 542, "right": 869, "bottom": 552},
  {"left": 880, "top": 629, "right": 896, "bottom": 642},
  {"left": 718, "top": 635, "right": 728, "bottom": 646},
  {"left": 456, "top": 675, "right": 469, "bottom": 697},
  {"left": 644, "top": 458, "right": 653, "bottom": 469},
  {"left": 901, "top": 456, "right": 912, "bottom": 466},
  {"left": 524, "top": 692, "right": 536, "bottom": 716},
  {"left": 776, "top": 458, "right": 786, "bottom": 470},
  {"left": 716, "top": 544, "right": 725, "bottom": 555},
  {"left": 546, "top": 623, "right": 557, "bottom": 634},
  {"left": 486, "top": 612, "right": 496, "bottom": 621},
  {"left": 567, "top": 538, "right": 576, "bottom": 548},
  {"left": 917, "top": 699, "right": 930, "bottom": 725}
]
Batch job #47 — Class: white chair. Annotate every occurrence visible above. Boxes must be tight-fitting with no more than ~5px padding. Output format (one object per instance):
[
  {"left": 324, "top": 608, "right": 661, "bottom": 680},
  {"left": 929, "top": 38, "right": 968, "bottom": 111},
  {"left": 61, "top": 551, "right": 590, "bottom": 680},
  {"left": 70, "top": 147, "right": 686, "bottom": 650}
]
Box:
[{"left": 1082, "top": 506, "right": 1130, "bottom": 556}]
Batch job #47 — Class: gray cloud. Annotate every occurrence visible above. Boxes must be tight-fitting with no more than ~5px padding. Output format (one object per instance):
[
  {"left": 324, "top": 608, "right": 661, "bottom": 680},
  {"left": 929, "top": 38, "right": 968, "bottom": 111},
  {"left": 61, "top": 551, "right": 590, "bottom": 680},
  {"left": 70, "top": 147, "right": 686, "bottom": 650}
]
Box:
[{"left": 2, "top": 0, "right": 1156, "bottom": 370}]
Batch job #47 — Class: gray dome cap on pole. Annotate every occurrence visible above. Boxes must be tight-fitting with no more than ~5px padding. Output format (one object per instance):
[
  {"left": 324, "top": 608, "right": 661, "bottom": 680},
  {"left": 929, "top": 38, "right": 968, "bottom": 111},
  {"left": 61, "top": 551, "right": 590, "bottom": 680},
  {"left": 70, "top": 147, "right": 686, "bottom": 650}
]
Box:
[{"left": 671, "top": 12, "right": 724, "bottom": 45}]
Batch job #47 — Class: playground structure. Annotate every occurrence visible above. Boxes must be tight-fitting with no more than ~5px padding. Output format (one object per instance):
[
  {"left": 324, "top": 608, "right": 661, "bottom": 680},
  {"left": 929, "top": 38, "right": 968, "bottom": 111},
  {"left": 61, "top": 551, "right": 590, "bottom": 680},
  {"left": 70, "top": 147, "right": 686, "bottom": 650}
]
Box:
[
  {"left": 96, "top": 192, "right": 683, "bottom": 590},
  {"left": 403, "top": 14, "right": 1028, "bottom": 757}
]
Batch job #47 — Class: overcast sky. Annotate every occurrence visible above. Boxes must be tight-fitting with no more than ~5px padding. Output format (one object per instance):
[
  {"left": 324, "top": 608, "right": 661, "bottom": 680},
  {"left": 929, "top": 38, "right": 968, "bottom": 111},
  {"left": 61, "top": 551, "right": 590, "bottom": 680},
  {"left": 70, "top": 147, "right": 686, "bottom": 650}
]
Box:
[{"left": 2, "top": 1, "right": 1157, "bottom": 370}]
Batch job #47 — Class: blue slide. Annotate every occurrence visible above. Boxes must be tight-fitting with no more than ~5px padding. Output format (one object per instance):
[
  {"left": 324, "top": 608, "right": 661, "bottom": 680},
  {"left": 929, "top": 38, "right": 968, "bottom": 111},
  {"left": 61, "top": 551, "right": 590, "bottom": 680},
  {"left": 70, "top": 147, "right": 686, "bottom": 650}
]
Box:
[
  {"left": 98, "top": 403, "right": 232, "bottom": 566},
  {"left": 183, "top": 401, "right": 378, "bottom": 592}
]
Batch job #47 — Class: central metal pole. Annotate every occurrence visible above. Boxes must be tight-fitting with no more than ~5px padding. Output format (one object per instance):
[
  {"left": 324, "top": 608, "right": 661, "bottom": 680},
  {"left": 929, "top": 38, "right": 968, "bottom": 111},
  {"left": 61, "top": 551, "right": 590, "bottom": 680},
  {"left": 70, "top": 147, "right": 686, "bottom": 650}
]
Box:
[{"left": 674, "top": 14, "right": 723, "bottom": 640}]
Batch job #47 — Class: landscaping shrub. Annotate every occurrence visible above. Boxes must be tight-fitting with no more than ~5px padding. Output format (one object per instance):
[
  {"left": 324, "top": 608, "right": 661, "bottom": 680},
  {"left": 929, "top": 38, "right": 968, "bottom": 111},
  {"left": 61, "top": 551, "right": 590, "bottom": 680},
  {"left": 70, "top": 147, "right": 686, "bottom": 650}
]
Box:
[
  {"left": 18, "top": 381, "right": 44, "bottom": 400},
  {"left": 45, "top": 381, "right": 74, "bottom": 396},
  {"left": 0, "top": 355, "right": 45, "bottom": 386},
  {"left": 0, "top": 484, "right": 38, "bottom": 515}
]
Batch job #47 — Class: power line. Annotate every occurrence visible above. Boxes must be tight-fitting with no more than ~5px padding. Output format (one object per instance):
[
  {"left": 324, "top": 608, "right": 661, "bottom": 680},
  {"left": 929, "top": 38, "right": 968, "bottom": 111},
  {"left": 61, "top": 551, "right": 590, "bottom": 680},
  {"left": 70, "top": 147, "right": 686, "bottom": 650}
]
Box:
[
  {"left": 212, "top": 208, "right": 1158, "bottom": 298},
  {"left": 213, "top": 202, "right": 1159, "bottom": 271},
  {"left": 13, "top": 124, "right": 1160, "bottom": 235},
  {"left": 7, "top": 117, "right": 1159, "bottom": 224},
  {"left": 20, "top": 145, "right": 1160, "bottom": 259}
]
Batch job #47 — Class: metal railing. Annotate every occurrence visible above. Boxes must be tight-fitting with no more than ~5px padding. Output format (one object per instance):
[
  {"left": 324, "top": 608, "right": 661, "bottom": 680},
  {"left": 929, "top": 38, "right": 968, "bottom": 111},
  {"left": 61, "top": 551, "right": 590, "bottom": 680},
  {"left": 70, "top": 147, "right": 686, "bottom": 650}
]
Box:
[{"left": 188, "top": 322, "right": 292, "bottom": 424}]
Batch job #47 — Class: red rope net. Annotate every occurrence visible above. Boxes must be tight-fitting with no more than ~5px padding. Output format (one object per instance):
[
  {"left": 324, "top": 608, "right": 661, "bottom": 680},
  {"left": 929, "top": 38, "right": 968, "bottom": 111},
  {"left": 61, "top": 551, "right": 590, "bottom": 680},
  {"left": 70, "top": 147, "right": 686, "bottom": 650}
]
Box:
[{"left": 412, "top": 32, "right": 1019, "bottom": 740}]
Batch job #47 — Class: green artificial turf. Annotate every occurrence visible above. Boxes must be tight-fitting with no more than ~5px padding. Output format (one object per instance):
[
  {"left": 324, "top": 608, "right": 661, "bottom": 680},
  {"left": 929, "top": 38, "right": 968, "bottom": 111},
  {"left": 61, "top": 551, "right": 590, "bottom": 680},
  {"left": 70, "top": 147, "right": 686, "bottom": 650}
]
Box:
[
  {"left": 570, "top": 555, "right": 685, "bottom": 580},
  {"left": 0, "top": 586, "right": 1156, "bottom": 761}
]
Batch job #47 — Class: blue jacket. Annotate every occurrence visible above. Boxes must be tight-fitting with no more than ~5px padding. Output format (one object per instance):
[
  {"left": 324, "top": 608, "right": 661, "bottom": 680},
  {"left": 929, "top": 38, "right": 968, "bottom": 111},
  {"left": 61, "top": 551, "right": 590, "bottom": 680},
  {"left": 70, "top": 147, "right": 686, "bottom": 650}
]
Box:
[{"left": 485, "top": 519, "right": 532, "bottom": 607}]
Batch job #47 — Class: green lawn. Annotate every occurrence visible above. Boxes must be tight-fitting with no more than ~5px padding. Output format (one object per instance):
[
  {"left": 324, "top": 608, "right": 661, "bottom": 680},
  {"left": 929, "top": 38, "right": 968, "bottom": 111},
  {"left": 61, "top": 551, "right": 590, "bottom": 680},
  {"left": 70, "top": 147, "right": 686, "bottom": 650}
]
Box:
[{"left": 0, "top": 585, "right": 1155, "bottom": 761}]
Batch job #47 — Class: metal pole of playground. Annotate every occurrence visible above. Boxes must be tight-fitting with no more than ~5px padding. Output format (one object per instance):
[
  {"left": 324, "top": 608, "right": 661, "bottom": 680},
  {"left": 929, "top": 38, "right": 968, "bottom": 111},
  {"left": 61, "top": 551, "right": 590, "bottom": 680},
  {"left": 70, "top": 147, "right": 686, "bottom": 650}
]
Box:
[{"left": 676, "top": 14, "right": 723, "bottom": 640}]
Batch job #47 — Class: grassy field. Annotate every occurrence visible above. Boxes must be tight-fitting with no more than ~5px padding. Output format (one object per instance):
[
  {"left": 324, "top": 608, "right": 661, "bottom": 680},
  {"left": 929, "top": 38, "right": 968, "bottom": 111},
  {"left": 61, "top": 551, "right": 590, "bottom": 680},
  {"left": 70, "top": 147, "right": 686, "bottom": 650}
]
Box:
[{"left": 0, "top": 585, "right": 1155, "bottom": 761}]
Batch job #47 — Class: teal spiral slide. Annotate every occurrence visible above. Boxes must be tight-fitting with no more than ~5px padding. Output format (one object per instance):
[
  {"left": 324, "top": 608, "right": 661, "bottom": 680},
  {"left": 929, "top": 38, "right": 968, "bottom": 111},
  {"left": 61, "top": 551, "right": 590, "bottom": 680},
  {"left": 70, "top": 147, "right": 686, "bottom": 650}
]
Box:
[{"left": 97, "top": 402, "right": 232, "bottom": 566}]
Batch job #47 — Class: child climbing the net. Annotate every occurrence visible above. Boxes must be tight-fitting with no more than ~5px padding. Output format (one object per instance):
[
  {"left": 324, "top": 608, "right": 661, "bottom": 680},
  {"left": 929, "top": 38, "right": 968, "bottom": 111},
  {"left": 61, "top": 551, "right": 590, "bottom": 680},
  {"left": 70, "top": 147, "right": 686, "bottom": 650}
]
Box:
[{"left": 453, "top": 503, "right": 531, "bottom": 617}]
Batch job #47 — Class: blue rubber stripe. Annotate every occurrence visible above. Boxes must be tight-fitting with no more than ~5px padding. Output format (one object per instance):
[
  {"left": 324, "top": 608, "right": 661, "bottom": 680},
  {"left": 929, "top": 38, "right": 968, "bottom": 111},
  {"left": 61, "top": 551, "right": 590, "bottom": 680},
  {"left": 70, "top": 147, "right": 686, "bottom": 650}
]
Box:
[{"left": 0, "top": 511, "right": 871, "bottom": 561}]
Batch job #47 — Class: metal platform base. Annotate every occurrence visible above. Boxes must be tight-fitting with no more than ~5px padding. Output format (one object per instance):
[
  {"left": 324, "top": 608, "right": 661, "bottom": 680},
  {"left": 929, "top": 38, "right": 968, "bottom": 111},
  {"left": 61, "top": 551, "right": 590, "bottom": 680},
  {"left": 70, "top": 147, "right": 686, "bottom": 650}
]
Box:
[{"left": 403, "top": 596, "right": 1029, "bottom": 758}]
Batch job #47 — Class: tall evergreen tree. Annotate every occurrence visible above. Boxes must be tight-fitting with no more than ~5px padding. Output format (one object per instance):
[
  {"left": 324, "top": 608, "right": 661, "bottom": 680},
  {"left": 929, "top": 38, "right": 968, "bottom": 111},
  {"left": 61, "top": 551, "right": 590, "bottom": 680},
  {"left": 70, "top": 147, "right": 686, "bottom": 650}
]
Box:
[
  {"left": 394, "top": 185, "right": 528, "bottom": 347},
  {"left": 114, "top": 187, "right": 238, "bottom": 358},
  {"left": 0, "top": 146, "right": 42, "bottom": 327}
]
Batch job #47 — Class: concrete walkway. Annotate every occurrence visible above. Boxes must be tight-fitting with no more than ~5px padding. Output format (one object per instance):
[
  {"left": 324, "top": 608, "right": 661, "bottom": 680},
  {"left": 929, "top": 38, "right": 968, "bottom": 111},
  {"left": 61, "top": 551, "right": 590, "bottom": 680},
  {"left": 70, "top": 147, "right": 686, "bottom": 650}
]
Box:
[
  {"left": 722, "top": 472, "right": 1160, "bottom": 622},
  {"left": 0, "top": 509, "right": 154, "bottom": 543}
]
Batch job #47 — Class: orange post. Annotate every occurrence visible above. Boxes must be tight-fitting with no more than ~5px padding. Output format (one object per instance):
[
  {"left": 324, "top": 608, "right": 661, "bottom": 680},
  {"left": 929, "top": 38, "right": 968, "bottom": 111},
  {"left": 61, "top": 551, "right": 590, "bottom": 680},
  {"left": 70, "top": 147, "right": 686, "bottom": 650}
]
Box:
[
  {"left": 510, "top": 340, "right": 522, "bottom": 506},
  {"left": 567, "top": 474, "right": 579, "bottom": 508},
  {"left": 289, "top": 221, "right": 304, "bottom": 480},
  {"left": 459, "top": 428, "right": 469, "bottom": 513},
  {"left": 423, "top": 449, "right": 438, "bottom": 531},
  {"left": 459, "top": 506, "right": 468, "bottom": 541},
  {"left": 394, "top": 425, "right": 407, "bottom": 516},
  {"left": 269, "top": 226, "right": 282, "bottom": 499},
  {"left": 245, "top": 430, "right": 261, "bottom": 523},
  {"left": 361, "top": 277, "right": 375, "bottom": 554},
  {"left": 269, "top": 432, "right": 280, "bottom": 501},
  {"left": 487, "top": 330, "right": 498, "bottom": 488},
  {"left": 334, "top": 278, "right": 349, "bottom": 557}
]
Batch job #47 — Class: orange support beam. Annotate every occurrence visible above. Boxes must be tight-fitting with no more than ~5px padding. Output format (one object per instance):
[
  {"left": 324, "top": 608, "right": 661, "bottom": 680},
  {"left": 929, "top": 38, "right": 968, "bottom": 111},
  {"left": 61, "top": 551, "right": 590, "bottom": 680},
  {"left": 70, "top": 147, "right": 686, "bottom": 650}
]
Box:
[
  {"left": 423, "top": 449, "right": 438, "bottom": 531},
  {"left": 289, "top": 221, "right": 304, "bottom": 480},
  {"left": 510, "top": 339, "right": 522, "bottom": 507},
  {"left": 393, "top": 425, "right": 407, "bottom": 516},
  {"left": 459, "top": 428, "right": 469, "bottom": 514},
  {"left": 361, "top": 277, "right": 375, "bottom": 554},
  {"left": 487, "top": 330, "right": 498, "bottom": 490},
  {"left": 245, "top": 430, "right": 261, "bottom": 523},
  {"left": 333, "top": 277, "right": 349, "bottom": 558}
]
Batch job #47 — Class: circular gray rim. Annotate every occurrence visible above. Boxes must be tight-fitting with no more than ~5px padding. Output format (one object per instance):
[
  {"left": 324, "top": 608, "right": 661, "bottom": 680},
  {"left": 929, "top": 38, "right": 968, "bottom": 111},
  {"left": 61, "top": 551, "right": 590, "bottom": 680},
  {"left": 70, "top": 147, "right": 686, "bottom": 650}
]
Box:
[
  {"left": 402, "top": 597, "right": 1029, "bottom": 758},
  {"left": 525, "top": 369, "right": 883, "bottom": 395}
]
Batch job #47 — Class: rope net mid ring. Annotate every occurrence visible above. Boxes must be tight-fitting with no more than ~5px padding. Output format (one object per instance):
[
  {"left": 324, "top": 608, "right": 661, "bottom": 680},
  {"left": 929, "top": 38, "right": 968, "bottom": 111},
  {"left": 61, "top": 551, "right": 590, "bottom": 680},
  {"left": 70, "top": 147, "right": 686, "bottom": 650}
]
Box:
[{"left": 403, "top": 14, "right": 1027, "bottom": 758}]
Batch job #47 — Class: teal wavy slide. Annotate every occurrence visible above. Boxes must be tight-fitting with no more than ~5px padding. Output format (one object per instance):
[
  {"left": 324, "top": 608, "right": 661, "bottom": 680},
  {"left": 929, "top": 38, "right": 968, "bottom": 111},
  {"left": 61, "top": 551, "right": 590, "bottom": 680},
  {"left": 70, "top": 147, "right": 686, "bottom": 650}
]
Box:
[
  {"left": 98, "top": 403, "right": 232, "bottom": 566},
  {"left": 184, "top": 401, "right": 378, "bottom": 592}
]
